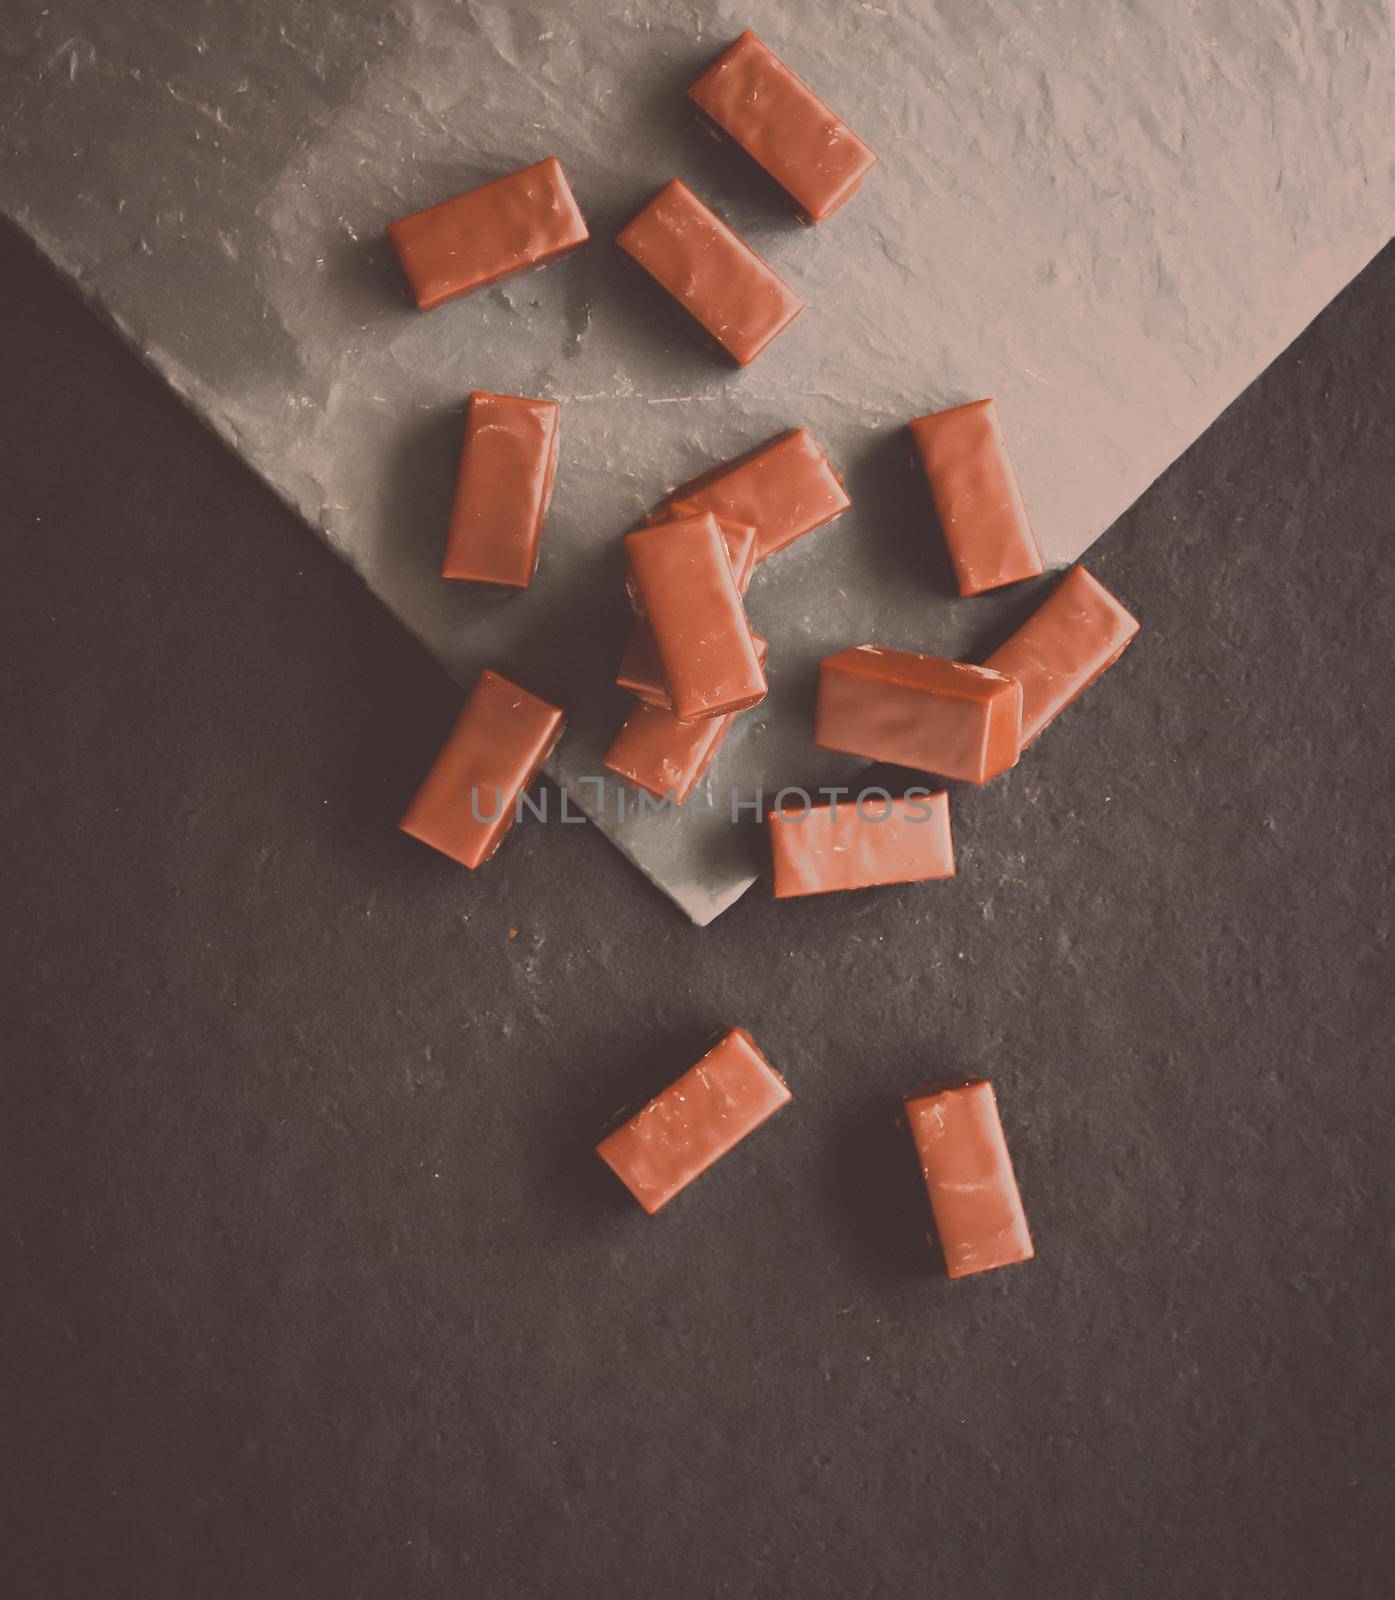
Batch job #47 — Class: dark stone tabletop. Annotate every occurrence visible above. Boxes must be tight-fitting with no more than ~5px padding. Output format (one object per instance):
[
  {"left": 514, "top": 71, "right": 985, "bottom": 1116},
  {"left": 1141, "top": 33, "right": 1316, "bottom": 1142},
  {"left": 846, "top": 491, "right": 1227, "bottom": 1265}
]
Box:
[{"left": 2, "top": 220, "right": 1392, "bottom": 1597}]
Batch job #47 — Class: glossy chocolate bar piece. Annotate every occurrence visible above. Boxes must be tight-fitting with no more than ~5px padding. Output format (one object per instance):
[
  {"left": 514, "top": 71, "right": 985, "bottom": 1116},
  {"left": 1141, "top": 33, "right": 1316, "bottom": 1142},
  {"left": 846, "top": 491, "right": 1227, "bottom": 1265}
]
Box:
[
  {"left": 769, "top": 792, "right": 954, "bottom": 898},
  {"left": 624, "top": 512, "right": 766, "bottom": 721},
  {"left": 688, "top": 31, "right": 877, "bottom": 223},
  {"left": 903, "top": 1080, "right": 1033, "bottom": 1279},
  {"left": 624, "top": 512, "right": 757, "bottom": 622},
  {"left": 984, "top": 564, "right": 1140, "bottom": 746},
  {"left": 671, "top": 512, "right": 759, "bottom": 595},
  {"left": 399, "top": 669, "right": 564, "bottom": 869},
  {"left": 660, "top": 427, "right": 849, "bottom": 561},
  {"left": 909, "top": 398, "right": 1044, "bottom": 596},
  {"left": 615, "top": 621, "right": 672, "bottom": 708},
  {"left": 618, "top": 512, "right": 757, "bottom": 706},
  {"left": 605, "top": 639, "right": 767, "bottom": 804},
  {"left": 597, "top": 1028, "right": 791, "bottom": 1213},
  {"left": 814, "top": 646, "right": 1021, "bottom": 783},
  {"left": 388, "top": 157, "right": 588, "bottom": 312},
  {"left": 443, "top": 392, "right": 560, "bottom": 587},
  {"left": 616, "top": 179, "right": 803, "bottom": 366}
]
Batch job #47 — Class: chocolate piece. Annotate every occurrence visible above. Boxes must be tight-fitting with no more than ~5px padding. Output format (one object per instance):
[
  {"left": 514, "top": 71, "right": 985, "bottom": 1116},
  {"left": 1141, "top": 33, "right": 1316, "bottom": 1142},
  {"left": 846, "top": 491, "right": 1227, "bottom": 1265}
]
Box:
[
  {"left": 618, "top": 514, "right": 757, "bottom": 706},
  {"left": 984, "top": 564, "right": 1140, "bottom": 746},
  {"left": 605, "top": 639, "right": 768, "bottom": 803},
  {"left": 399, "top": 669, "right": 564, "bottom": 868},
  {"left": 597, "top": 1028, "right": 791, "bottom": 1213},
  {"left": 909, "top": 398, "right": 1044, "bottom": 596},
  {"left": 625, "top": 512, "right": 766, "bottom": 721},
  {"left": 661, "top": 427, "right": 849, "bottom": 561},
  {"left": 601, "top": 701, "right": 739, "bottom": 806},
  {"left": 615, "top": 621, "right": 672, "bottom": 708},
  {"left": 624, "top": 512, "right": 757, "bottom": 620},
  {"left": 616, "top": 179, "right": 803, "bottom": 366},
  {"left": 388, "top": 157, "right": 588, "bottom": 312},
  {"left": 443, "top": 392, "right": 560, "bottom": 588},
  {"left": 688, "top": 31, "right": 877, "bottom": 223},
  {"left": 674, "top": 512, "right": 759, "bottom": 595},
  {"left": 903, "top": 1080, "right": 1033, "bottom": 1278},
  {"left": 815, "top": 647, "right": 1021, "bottom": 783},
  {"left": 769, "top": 792, "right": 954, "bottom": 898}
]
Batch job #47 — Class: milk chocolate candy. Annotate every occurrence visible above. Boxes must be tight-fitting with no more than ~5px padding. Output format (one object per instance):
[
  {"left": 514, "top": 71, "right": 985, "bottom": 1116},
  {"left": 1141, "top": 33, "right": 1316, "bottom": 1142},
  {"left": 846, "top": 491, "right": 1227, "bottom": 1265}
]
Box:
[
  {"left": 624, "top": 512, "right": 766, "bottom": 721},
  {"left": 443, "top": 393, "right": 560, "bottom": 588},
  {"left": 616, "top": 179, "right": 803, "bottom": 366},
  {"left": 769, "top": 792, "right": 954, "bottom": 898},
  {"left": 623, "top": 512, "right": 757, "bottom": 621},
  {"left": 909, "top": 398, "right": 1044, "bottom": 596},
  {"left": 605, "top": 639, "right": 768, "bottom": 804},
  {"left": 615, "top": 621, "right": 672, "bottom": 708},
  {"left": 388, "top": 157, "right": 588, "bottom": 312},
  {"left": 618, "top": 514, "right": 757, "bottom": 707},
  {"left": 688, "top": 31, "right": 877, "bottom": 223},
  {"left": 661, "top": 427, "right": 849, "bottom": 561},
  {"left": 399, "top": 669, "right": 564, "bottom": 869},
  {"left": 815, "top": 647, "right": 1021, "bottom": 783},
  {"left": 903, "top": 1080, "right": 1033, "bottom": 1279},
  {"left": 984, "top": 565, "right": 1141, "bottom": 746},
  {"left": 670, "top": 512, "right": 759, "bottom": 595},
  {"left": 597, "top": 1028, "right": 791, "bottom": 1214}
]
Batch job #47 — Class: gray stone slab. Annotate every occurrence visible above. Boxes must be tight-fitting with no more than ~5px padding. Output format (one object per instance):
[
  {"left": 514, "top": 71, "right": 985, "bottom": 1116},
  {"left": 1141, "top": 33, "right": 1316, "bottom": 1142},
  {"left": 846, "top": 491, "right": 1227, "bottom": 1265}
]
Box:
[{"left": 2, "top": 0, "right": 1390, "bottom": 920}]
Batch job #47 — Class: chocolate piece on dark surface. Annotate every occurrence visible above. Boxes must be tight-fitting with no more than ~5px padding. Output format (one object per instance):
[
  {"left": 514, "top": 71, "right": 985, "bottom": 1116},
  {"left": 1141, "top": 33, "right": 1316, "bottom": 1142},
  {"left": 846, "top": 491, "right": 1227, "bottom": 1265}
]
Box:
[
  {"left": 443, "top": 392, "right": 559, "bottom": 588},
  {"left": 814, "top": 646, "right": 1021, "bottom": 783},
  {"left": 605, "top": 639, "right": 768, "bottom": 803},
  {"left": 625, "top": 512, "right": 766, "bottom": 721},
  {"left": 909, "top": 398, "right": 1044, "bottom": 596},
  {"left": 616, "top": 179, "right": 803, "bottom": 366},
  {"left": 597, "top": 1028, "right": 791, "bottom": 1213},
  {"left": 984, "top": 564, "right": 1140, "bottom": 746},
  {"left": 399, "top": 669, "right": 564, "bottom": 868},
  {"left": 903, "top": 1080, "right": 1034, "bottom": 1279},
  {"left": 769, "top": 791, "right": 953, "bottom": 898},
  {"left": 388, "top": 157, "right": 588, "bottom": 312},
  {"left": 661, "top": 427, "right": 849, "bottom": 561},
  {"left": 688, "top": 30, "right": 877, "bottom": 223}
]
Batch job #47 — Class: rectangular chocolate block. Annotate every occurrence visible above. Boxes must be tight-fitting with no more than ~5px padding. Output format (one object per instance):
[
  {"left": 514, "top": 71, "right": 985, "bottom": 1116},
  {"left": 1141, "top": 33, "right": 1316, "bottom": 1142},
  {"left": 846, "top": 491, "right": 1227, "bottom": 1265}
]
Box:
[
  {"left": 769, "top": 792, "right": 954, "bottom": 898},
  {"left": 903, "top": 1080, "right": 1033, "bottom": 1279},
  {"left": 624, "top": 512, "right": 766, "bottom": 721},
  {"left": 617, "top": 512, "right": 756, "bottom": 705},
  {"left": 984, "top": 564, "right": 1140, "bottom": 746},
  {"left": 909, "top": 398, "right": 1044, "bottom": 596},
  {"left": 814, "top": 646, "right": 1021, "bottom": 783},
  {"left": 387, "top": 157, "right": 588, "bottom": 312},
  {"left": 624, "top": 512, "right": 757, "bottom": 621},
  {"left": 616, "top": 179, "right": 803, "bottom": 366},
  {"left": 443, "top": 392, "right": 560, "bottom": 588},
  {"left": 618, "top": 616, "right": 770, "bottom": 716},
  {"left": 661, "top": 427, "right": 850, "bottom": 561},
  {"left": 597, "top": 1028, "right": 791, "bottom": 1213},
  {"left": 615, "top": 620, "right": 672, "bottom": 708},
  {"left": 605, "top": 639, "right": 768, "bottom": 804},
  {"left": 679, "top": 513, "right": 760, "bottom": 596},
  {"left": 688, "top": 31, "right": 877, "bottom": 223},
  {"left": 399, "top": 669, "right": 564, "bottom": 869}
]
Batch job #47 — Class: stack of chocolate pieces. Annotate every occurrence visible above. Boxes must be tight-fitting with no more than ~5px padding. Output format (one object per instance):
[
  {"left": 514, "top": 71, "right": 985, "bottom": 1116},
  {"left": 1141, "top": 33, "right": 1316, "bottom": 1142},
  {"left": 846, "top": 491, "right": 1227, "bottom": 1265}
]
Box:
[{"left": 602, "top": 427, "right": 850, "bottom": 804}]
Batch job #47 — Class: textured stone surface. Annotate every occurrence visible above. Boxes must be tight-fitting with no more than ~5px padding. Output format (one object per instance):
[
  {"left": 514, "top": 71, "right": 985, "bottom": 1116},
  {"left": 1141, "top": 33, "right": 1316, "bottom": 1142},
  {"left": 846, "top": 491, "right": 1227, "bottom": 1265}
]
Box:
[
  {"left": 2, "top": 0, "right": 1391, "bottom": 918},
  {"left": 2, "top": 221, "right": 1393, "bottom": 1598}
]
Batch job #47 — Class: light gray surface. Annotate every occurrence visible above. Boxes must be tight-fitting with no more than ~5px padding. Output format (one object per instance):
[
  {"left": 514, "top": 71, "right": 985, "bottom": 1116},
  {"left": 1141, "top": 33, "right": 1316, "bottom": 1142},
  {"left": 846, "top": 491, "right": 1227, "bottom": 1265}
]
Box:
[{"left": 3, "top": 0, "right": 1390, "bottom": 922}]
